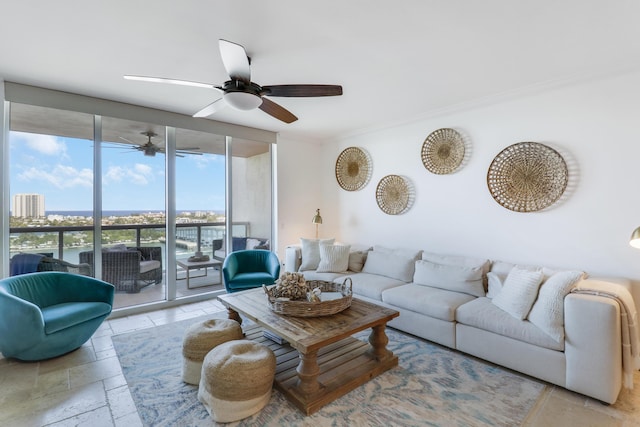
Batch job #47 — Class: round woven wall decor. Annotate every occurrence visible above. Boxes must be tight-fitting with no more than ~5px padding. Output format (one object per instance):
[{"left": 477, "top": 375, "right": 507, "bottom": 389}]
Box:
[
  {"left": 376, "top": 175, "right": 413, "bottom": 215},
  {"left": 421, "top": 128, "right": 465, "bottom": 174},
  {"left": 487, "top": 142, "right": 568, "bottom": 212},
  {"left": 335, "top": 147, "right": 372, "bottom": 191}
]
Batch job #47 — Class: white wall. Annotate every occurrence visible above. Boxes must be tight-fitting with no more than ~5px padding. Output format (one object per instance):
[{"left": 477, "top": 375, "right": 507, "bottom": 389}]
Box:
[
  {"left": 279, "top": 70, "right": 640, "bottom": 297},
  {"left": 232, "top": 152, "right": 272, "bottom": 238},
  {"left": 276, "top": 138, "right": 324, "bottom": 258}
]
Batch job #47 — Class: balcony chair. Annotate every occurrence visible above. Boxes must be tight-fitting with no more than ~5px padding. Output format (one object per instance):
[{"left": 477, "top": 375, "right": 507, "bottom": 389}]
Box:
[
  {"left": 222, "top": 250, "right": 280, "bottom": 293},
  {"left": 79, "top": 246, "right": 162, "bottom": 293},
  {"left": 212, "top": 237, "right": 270, "bottom": 261},
  {"left": 0, "top": 271, "right": 115, "bottom": 361},
  {"left": 10, "top": 253, "right": 92, "bottom": 276}
]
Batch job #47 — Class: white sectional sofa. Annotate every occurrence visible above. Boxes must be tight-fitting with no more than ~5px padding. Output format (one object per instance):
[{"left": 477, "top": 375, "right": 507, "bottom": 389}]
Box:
[{"left": 284, "top": 242, "right": 638, "bottom": 404}]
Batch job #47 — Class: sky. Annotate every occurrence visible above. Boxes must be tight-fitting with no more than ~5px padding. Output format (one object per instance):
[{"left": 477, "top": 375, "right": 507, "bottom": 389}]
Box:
[{"left": 9, "top": 131, "right": 226, "bottom": 212}]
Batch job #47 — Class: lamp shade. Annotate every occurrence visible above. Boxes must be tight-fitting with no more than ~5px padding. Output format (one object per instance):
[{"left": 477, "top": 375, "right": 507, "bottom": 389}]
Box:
[
  {"left": 312, "top": 209, "right": 322, "bottom": 224},
  {"left": 630, "top": 226, "right": 640, "bottom": 248}
]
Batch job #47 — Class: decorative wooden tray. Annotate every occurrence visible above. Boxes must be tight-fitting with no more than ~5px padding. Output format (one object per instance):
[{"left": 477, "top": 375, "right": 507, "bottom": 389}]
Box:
[{"left": 263, "top": 278, "right": 353, "bottom": 317}]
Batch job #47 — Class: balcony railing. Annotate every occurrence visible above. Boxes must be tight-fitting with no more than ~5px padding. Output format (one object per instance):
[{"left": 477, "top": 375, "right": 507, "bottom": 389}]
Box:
[{"left": 9, "top": 222, "right": 249, "bottom": 261}]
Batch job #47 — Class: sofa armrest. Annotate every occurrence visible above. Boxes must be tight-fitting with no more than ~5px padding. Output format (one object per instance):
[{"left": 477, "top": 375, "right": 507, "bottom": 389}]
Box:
[
  {"left": 285, "top": 245, "right": 301, "bottom": 273},
  {"left": 564, "top": 292, "right": 622, "bottom": 404}
]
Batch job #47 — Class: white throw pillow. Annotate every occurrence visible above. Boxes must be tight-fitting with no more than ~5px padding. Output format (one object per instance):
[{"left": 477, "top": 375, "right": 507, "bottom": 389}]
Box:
[
  {"left": 486, "top": 272, "right": 505, "bottom": 299},
  {"left": 528, "top": 270, "right": 584, "bottom": 342},
  {"left": 317, "top": 245, "right": 351, "bottom": 273},
  {"left": 299, "top": 238, "right": 335, "bottom": 271},
  {"left": 492, "top": 266, "right": 544, "bottom": 320},
  {"left": 245, "top": 238, "right": 262, "bottom": 250},
  {"left": 362, "top": 250, "right": 417, "bottom": 282},
  {"left": 413, "top": 259, "right": 485, "bottom": 297}
]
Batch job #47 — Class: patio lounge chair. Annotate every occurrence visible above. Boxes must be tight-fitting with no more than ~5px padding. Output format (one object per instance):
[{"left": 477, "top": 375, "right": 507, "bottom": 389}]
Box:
[{"left": 79, "top": 246, "right": 162, "bottom": 293}]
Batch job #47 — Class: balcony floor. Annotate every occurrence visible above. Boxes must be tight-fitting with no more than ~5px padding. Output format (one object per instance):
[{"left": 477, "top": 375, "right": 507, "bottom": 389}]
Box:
[{"left": 112, "top": 265, "right": 224, "bottom": 310}]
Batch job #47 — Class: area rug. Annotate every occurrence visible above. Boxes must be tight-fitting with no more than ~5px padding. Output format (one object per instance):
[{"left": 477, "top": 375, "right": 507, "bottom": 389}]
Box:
[{"left": 112, "top": 313, "right": 545, "bottom": 426}]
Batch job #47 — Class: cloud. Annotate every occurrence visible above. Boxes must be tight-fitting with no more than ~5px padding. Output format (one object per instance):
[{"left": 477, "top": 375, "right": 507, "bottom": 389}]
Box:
[
  {"left": 11, "top": 132, "right": 68, "bottom": 157},
  {"left": 18, "top": 165, "right": 93, "bottom": 189},
  {"left": 104, "top": 163, "right": 156, "bottom": 186},
  {"left": 189, "top": 153, "right": 223, "bottom": 169}
]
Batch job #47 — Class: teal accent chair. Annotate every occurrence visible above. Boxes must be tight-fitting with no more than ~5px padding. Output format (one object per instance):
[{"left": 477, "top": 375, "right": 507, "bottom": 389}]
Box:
[
  {"left": 0, "top": 272, "right": 115, "bottom": 361},
  {"left": 222, "top": 250, "right": 280, "bottom": 293}
]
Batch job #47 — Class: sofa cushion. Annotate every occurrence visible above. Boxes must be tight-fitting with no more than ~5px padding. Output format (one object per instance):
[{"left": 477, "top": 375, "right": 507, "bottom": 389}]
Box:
[
  {"left": 140, "top": 260, "right": 161, "bottom": 274},
  {"left": 492, "top": 266, "right": 544, "bottom": 320},
  {"left": 42, "top": 302, "right": 113, "bottom": 334},
  {"left": 362, "top": 248, "right": 420, "bottom": 282},
  {"left": 302, "top": 271, "right": 349, "bottom": 282},
  {"left": 413, "top": 259, "right": 485, "bottom": 297},
  {"left": 382, "top": 283, "right": 475, "bottom": 322},
  {"left": 456, "top": 297, "right": 564, "bottom": 351},
  {"left": 299, "top": 238, "right": 335, "bottom": 271},
  {"left": 317, "top": 244, "right": 351, "bottom": 273},
  {"left": 372, "top": 245, "right": 422, "bottom": 260},
  {"left": 345, "top": 272, "right": 406, "bottom": 301},
  {"left": 527, "top": 270, "right": 584, "bottom": 342}
]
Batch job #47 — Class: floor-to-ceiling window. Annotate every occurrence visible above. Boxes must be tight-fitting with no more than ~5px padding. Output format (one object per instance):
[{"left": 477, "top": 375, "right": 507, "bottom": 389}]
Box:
[
  {"left": 2, "top": 82, "right": 277, "bottom": 313},
  {"left": 8, "top": 103, "right": 95, "bottom": 269}
]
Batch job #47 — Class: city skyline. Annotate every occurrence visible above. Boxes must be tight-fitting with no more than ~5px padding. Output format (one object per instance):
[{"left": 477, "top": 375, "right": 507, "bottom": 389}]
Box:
[{"left": 10, "top": 131, "right": 226, "bottom": 212}]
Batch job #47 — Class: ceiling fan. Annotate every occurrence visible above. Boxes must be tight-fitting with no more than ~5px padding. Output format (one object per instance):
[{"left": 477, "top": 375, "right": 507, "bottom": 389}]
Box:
[
  {"left": 105, "top": 131, "right": 201, "bottom": 157},
  {"left": 124, "top": 39, "right": 343, "bottom": 124}
]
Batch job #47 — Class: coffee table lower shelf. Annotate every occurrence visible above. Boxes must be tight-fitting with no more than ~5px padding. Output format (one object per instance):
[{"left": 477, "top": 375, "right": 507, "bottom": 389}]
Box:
[{"left": 245, "top": 325, "right": 398, "bottom": 415}]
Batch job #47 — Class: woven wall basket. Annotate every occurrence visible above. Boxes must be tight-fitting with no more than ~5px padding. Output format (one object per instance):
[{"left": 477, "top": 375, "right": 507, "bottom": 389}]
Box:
[
  {"left": 376, "top": 174, "right": 413, "bottom": 215},
  {"left": 421, "top": 128, "right": 465, "bottom": 174},
  {"left": 335, "top": 147, "right": 372, "bottom": 191},
  {"left": 487, "top": 142, "right": 568, "bottom": 212}
]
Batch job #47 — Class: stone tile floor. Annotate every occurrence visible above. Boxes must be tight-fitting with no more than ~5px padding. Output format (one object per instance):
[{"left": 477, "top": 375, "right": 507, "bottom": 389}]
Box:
[{"left": 1, "top": 298, "right": 639, "bottom": 426}]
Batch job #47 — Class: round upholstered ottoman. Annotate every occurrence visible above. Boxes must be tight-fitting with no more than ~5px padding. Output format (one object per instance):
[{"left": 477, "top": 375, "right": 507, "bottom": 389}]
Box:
[
  {"left": 182, "top": 318, "right": 243, "bottom": 385},
  {"left": 198, "top": 340, "right": 276, "bottom": 423}
]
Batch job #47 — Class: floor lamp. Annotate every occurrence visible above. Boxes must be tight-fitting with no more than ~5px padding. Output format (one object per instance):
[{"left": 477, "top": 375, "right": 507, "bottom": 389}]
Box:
[{"left": 312, "top": 209, "right": 323, "bottom": 239}]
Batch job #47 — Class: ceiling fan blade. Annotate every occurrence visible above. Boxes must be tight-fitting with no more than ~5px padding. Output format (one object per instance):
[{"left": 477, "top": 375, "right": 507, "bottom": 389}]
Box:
[
  {"left": 219, "top": 39, "right": 251, "bottom": 83},
  {"left": 259, "top": 98, "right": 298, "bottom": 123},
  {"left": 262, "top": 84, "right": 343, "bottom": 97},
  {"left": 193, "top": 98, "right": 227, "bottom": 118},
  {"left": 176, "top": 150, "right": 203, "bottom": 156},
  {"left": 124, "top": 75, "right": 219, "bottom": 90}
]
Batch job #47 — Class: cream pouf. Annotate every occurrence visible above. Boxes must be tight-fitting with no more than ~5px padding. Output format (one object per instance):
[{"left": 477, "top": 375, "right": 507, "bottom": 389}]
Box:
[
  {"left": 182, "top": 319, "right": 243, "bottom": 385},
  {"left": 198, "top": 340, "right": 276, "bottom": 423}
]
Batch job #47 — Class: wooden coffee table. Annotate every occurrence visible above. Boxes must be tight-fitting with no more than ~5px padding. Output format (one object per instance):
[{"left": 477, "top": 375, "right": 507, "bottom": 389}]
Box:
[{"left": 217, "top": 288, "right": 399, "bottom": 415}]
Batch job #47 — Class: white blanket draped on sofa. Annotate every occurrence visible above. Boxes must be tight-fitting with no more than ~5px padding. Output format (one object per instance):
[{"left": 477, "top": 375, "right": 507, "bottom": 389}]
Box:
[{"left": 571, "top": 281, "right": 640, "bottom": 389}]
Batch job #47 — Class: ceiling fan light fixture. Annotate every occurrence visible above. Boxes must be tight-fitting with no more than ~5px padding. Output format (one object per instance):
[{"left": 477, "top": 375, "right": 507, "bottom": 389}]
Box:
[{"left": 223, "top": 91, "right": 262, "bottom": 111}]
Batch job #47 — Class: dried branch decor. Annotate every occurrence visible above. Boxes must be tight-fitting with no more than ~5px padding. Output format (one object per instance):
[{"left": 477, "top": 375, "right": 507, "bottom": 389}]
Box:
[
  {"left": 376, "top": 175, "right": 414, "bottom": 215},
  {"left": 421, "top": 128, "right": 465, "bottom": 174},
  {"left": 487, "top": 142, "right": 568, "bottom": 212},
  {"left": 335, "top": 147, "right": 372, "bottom": 191}
]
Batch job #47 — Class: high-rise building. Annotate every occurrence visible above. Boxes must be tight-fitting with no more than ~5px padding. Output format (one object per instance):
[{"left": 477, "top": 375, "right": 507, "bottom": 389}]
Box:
[{"left": 12, "top": 194, "right": 45, "bottom": 218}]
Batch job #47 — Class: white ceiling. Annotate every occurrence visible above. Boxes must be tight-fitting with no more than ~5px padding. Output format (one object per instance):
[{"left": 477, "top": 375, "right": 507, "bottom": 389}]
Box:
[{"left": 2, "top": 1, "right": 640, "bottom": 143}]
